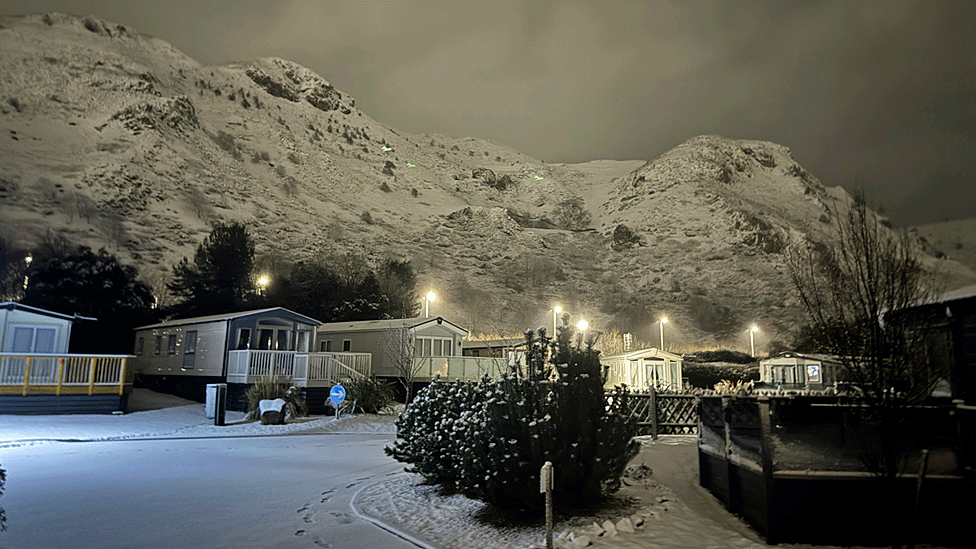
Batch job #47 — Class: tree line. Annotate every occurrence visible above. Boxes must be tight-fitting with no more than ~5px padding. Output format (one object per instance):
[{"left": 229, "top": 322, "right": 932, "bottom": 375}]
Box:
[{"left": 2, "top": 222, "right": 418, "bottom": 353}]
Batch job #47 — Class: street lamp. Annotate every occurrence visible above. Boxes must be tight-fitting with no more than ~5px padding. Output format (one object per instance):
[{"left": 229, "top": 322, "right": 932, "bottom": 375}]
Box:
[
  {"left": 424, "top": 291, "right": 436, "bottom": 317},
  {"left": 750, "top": 325, "right": 759, "bottom": 357},
  {"left": 659, "top": 317, "right": 668, "bottom": 351},
  {"left": 552, "top": 305, "right": 562, "bottom": 337},
  {"left": 23, "top": 255, "right": 32, "bottom": 290},
  {"left": 257, "top": 275, "right": 268, "bottom": 297}
]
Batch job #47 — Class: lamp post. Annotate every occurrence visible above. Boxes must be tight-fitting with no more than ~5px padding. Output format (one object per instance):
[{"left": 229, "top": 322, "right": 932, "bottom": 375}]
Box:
[
  {"left": 659, "top": 317, "right": 668, "bottom": 350},
  {"left": 750, "top": 325, "right": 759, "bottom": 357},
  {"left": 23, "top": 255, "right": 32, "bottom": 290},
  {"left": 257, "top": 275, "right": 269, "bottom": 297},
  {"left": 424, "top": 291, "right": 436, "bottom": 317},
  {"left": 577, "top": 319, "right": 588, "bottom": 345},
  {"left": 552, "top": 305, "right": 562, "bottom": 337}
]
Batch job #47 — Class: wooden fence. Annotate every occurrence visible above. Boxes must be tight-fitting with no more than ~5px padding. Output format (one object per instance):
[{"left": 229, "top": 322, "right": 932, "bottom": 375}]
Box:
[
  {"left": 697, "top": 395, "right": 975, "bottom": 546},
  {"left": 625, "top": 388, "right": 698, "bottom": 437}
]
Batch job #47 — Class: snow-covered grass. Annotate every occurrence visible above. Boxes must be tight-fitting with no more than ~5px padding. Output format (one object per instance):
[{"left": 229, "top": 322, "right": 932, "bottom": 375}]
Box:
[
  {"left": 0, "top": 389, "right": 396, "bottom": 448},
  {"left": 0, "top": 389, "right": 938, "bottom": 549}
]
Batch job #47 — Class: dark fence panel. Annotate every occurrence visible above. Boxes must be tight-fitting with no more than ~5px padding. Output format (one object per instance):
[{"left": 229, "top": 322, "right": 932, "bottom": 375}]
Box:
[
  {"left": 697, "top": 395, "right": 976, "bottom": 546},
  {"left": 0, "top": 394, "right": 128, "bottom": 414}
]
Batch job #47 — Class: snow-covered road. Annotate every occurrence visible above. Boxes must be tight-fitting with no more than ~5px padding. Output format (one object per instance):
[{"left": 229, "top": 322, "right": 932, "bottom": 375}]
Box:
[{"left": 0, "top": 433, "right": 422, "bottom": 549}]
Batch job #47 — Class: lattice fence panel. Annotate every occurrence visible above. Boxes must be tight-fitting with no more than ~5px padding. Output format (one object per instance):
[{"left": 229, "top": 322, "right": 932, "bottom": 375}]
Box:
[{"left": 622, "top": 392, "right": 700, "bottom": 435}]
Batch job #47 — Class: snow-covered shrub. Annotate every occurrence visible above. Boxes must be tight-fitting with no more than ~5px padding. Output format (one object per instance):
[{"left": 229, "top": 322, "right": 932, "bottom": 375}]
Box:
[
  {"left": 343, "top": 375, "right": 396, "bottom": 414},
  {"left": 0, "top": 462, "right": 6, "bottom": 531},
  {"left": 245, "top": 376, "right": 307, "bottom": 420},
  {"left": 385, "top": 379, "right": 483, "bottom": 485},
  {"left": 387, "top": 328, "right": 640, "bottom": 511}
]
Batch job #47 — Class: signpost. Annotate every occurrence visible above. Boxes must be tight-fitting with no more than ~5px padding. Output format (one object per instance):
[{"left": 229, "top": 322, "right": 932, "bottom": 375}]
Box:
[
  {"left": 540, "top": 461, "right": 554, "bottom": 549},
  {"left": 330, "top": 384, "right": 346, "bottom": 421}
]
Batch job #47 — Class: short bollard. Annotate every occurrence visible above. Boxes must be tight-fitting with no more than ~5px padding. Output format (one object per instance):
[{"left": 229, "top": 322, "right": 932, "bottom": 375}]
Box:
[{"left": 540, "top": 461, "right": 554, "bottom": 549}]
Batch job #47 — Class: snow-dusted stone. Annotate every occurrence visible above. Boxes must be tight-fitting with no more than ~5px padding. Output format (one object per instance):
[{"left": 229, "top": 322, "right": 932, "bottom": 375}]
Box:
[
  {"left": 259, "top": 398, "right": 286, "bottom": 425},
  {"left": 615, "top": 517, "right": 634, "bottom": 534},
  {"left": 571, "top": 535, "right": 592, "bottom": 548},
  {"left": 600, "top": 519, "right": 617, "bottom": 537},
  {"left": 631, "top": 514, "right": 645, "bottom": 527}
]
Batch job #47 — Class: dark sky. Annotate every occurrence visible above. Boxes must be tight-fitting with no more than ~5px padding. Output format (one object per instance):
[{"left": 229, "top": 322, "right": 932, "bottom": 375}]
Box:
[{"left": 3, "top": 0, "right": 974, "bottom": 226}]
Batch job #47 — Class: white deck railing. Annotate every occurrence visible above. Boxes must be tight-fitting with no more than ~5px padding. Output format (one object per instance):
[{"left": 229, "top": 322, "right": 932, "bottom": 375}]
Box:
[
  {"left": 0, "top": 353, "right": 132, "bottom": 395},
  {"left": 415, "top": 356, "right": 510, "bottom": 381},
  {"left": 301, "top": 352, "right": 372, "bottom": 387},
  {"left": 226, "top": 350, "right": 372, "bottom": 386},
  {"left": 227, "top": 350, "right": 296, "bottom": 383}
]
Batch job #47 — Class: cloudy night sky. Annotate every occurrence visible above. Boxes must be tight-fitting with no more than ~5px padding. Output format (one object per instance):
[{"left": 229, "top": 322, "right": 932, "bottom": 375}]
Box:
[{"left": 2, "top": 0, "right": 973, "bottom": 227}]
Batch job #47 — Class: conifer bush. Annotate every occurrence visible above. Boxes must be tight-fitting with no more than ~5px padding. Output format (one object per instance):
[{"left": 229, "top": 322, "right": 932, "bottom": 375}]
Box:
[{"left": 386, "top": 328, "right": 640, "bottom": 511}]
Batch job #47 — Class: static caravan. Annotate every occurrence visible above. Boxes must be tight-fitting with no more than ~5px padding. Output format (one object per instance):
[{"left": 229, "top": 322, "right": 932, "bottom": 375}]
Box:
[
  {"left": 132, "top": 308, "right": 321, "bottom": 408},
  {"left": 602, "top": 348, "right": 684, "bottom": 392},
  {"left": 760, "top": 352, "right": 845, "bottom": 390},
  {"left": 0, "top": 302, "right": 79, "bottom": 354},
  {"left": 315, "top": 316, "right": 468, "bottom": 380},
  {"left": 1, "top": 302, "right": 132, "bottom": 414}
]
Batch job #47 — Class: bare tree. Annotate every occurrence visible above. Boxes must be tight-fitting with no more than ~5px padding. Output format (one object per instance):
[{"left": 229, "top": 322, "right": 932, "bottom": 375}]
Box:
[
  {"left": 786, "top": 191, "right": 946, "bottom": 478},
  {"left": 386, "top": 324, "right": 418, "bottom": 403}
]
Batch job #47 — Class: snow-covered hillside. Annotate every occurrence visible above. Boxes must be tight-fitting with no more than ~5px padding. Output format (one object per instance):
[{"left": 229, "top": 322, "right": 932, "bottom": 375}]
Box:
[{"left": 2, "top": 12, "right": 973, "bottom": 347}]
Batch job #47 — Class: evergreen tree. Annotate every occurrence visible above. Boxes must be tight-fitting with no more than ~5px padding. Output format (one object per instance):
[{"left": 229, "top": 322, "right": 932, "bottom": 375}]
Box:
[
  {"left": 168, "top": 222, "right": 255, "bottom": 318},
  {"left": 21, "top": 246, "right": 158, "bottom": 353},
  {"left": 378, "top": 259, "right": 419, "bottom": 318}
]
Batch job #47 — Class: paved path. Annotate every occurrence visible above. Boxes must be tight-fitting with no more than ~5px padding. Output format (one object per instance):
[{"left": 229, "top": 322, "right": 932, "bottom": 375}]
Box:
[{"left": 0, "top": 433, "right": 421, "bottom": 549}]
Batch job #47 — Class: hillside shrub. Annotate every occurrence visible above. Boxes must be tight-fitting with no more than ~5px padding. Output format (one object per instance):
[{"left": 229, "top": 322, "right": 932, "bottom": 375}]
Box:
[
  {"left": 245, "top": 376, "right": 308, "bottom": 421},
  {"left": 553, "top": 197, "right": 591, "bottom": 231},
  {"left": 386, "top": 329, "right": 639, "bottom": 511}
]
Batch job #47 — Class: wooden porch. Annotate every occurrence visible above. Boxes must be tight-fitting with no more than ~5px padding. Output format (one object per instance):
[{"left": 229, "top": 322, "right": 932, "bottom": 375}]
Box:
[
  {"left": 226, "top": 350, "right": 371, "bottom": 387},
  {"left": 0, "top": 353, "right": 133, "bottom": 396}
]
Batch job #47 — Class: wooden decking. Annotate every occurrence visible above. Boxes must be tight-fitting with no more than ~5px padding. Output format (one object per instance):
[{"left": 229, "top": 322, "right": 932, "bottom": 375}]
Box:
[{"left": 0, "top": 353, "right": 133, "bottom": 396}]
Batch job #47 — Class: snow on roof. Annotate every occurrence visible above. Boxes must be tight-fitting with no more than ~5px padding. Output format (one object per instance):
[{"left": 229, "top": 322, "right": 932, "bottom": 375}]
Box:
[
  {"left": 316, "top": 316, "right": 468, "bottom": 335},
  {"left": 602, "top": 348, "right": 683, "bottom": 361},
  {"left": 0, "top": 301, "right": 96, "bottom": 322},
  {"left": 935, "top": 284, "right": 976, "bottom": 303},
  {"left": 135, "top": 307, "right": 322, "bottom": 330},
  {"left": 763, "top": 351, "right": 842, "bottom": 364},
  {"left": 462, "top": 337, "right": 525, "bottom": 349}
]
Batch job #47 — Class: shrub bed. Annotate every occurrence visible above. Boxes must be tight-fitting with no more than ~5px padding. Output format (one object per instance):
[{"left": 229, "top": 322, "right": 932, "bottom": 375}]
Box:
[{"left": 386, "top": 330, "right": 639, "bottom": 511}]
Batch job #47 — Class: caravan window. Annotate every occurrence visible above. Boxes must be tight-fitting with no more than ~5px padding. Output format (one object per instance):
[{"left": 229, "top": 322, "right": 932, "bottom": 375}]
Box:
[
  {"left": 258, "top": 329, "right": 274, "bottom": 350},
  {"left": 276, "top": 330, "right": 291, "bottom": 351},
  {"left": 10, "top": 326, "right": 57, "bottom": 353},
  {"left": 136, "top": 337, "right": 144, "bottom": 355},
  {"left": 167, "top": 335, "right": 177, "bottom": 355},
  {"left": 296, "top": 332, "right": 309, "bottom": 353},
  {"left": 237, "top": 328, "right": 251, "bottom": 350},
  {"left": 343, "top": 340, "right": 351, "bottom": 352},
  {"left": 155, "top": 335, "right": 162, "bottom": 355},
  {"left": 185, "top": 331, "right": 197, "bottom": 354}
]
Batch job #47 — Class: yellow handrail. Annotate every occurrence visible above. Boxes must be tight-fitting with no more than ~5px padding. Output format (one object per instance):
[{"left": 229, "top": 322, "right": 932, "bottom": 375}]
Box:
[
  {"left": 56, "top": 357, "right": 65, "bottom": 396},
  {"left": 118, "top": 358, "right": 126, "bottom": 395},
  {"left": 22, "top": 356, "right": 33, "bottom": 396},
  {"left": 88, "top": 357, "right": 96, "bottom": 396}
]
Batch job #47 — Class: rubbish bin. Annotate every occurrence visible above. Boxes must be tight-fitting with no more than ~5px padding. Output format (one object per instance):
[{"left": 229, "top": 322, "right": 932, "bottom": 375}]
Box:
[{"left": 206, "top": 383, "right": 227, "bottom": 426}]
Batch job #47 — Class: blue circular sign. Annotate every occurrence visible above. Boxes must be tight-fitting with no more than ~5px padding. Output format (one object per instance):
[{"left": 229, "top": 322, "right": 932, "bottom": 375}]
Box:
[{"left": 330, "top": 384, "right": 346, "bottom": 405}]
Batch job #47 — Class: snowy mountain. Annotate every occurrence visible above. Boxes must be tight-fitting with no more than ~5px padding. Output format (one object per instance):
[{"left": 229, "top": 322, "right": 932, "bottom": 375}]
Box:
[{"left": 2, "top": 12, "right": 973, "bottom": 348}]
